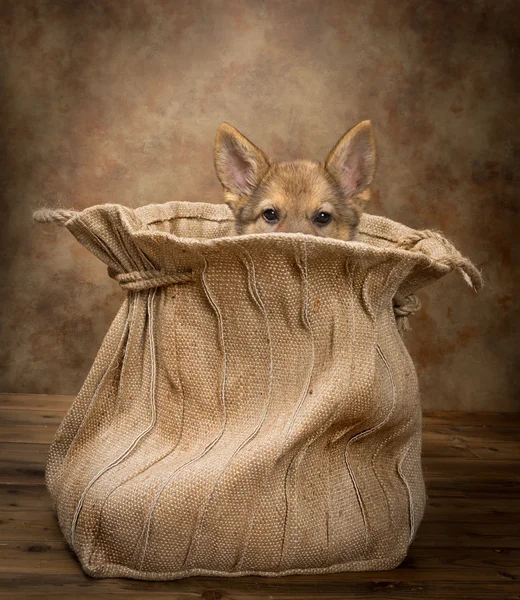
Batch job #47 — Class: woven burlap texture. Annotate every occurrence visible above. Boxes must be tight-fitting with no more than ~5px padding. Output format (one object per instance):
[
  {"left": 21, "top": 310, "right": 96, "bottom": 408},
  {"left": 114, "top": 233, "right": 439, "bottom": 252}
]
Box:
[{"left": 34, "top": 201, "right": 482, "bottom": 580}]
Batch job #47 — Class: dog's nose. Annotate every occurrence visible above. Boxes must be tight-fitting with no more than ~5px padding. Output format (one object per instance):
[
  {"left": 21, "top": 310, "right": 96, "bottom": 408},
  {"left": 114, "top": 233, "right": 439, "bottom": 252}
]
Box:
[
  {"left": 276, "top": 220, "right": 312, "bottom": 234},
  {"left": 275, "top": 222, "right": 291, "bottom": 233}
]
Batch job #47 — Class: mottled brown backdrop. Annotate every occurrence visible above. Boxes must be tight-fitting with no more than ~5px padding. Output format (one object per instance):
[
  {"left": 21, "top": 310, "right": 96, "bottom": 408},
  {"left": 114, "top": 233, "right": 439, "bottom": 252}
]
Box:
[{"left": 1, "top": 0, "right": 518, "bottom": 410}]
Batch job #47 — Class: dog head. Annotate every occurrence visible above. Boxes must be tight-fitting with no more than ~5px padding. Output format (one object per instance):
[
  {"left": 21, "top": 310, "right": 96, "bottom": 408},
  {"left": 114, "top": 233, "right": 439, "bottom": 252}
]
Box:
[{"left": 214, "top": 121, "right": 376, "bottom": 240}]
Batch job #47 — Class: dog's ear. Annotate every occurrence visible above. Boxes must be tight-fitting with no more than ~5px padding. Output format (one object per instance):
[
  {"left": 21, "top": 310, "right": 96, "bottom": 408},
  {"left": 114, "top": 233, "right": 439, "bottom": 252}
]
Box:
[
  {"left": 325, "top": 121, "right": 376, "bottom": 202},
  {"left": 214, "top": 123, "right": 270, "bottom": 211}
]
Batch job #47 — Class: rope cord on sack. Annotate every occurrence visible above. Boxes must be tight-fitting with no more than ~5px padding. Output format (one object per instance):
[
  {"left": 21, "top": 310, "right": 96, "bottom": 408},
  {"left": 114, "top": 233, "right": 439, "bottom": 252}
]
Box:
[
  {"left": 396, "top": 229, "right": 483, "bottom": 292},
  {"left": 109, "top": 268, "right": 194, "bottom": 291},
  {"left": 34, "top": 208, "right": 482, "bottom": 294},
  {"left": 34, "top": 209, "right": 194, "bottom": 291},
  {"left": 393, "top": 294, "right": 421, "bottom": 333},
  {"left": 33, "top": 208, "right": 79, "bottom": 225}
]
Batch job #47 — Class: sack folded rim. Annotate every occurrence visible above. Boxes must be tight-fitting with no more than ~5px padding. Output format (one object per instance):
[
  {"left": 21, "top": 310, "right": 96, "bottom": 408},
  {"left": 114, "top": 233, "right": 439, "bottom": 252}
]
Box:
[{"left": 33, "top": 201, "right": 483, "bottom": 292}]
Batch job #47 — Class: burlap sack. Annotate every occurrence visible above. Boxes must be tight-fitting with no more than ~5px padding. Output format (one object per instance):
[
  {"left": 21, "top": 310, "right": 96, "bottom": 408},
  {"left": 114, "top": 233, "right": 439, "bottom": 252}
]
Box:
[{"left": 34, "top": 201, "right": 481, "bottom": 580}]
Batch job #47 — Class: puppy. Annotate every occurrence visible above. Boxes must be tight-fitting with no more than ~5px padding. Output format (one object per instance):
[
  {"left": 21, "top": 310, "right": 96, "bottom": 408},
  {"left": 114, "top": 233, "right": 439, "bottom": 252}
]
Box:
[{"left": 214, "top": 121, "right": 376, "bottom": 240}]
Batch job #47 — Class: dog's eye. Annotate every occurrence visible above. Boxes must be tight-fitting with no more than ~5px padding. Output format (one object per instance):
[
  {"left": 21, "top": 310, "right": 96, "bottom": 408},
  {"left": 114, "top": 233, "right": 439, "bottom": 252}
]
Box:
[
  {"left": 314, "top": 211, "right": 332, "bottom": 226},
  {"left": 262, "top": 208, "right": 279, "bottom": 223}
]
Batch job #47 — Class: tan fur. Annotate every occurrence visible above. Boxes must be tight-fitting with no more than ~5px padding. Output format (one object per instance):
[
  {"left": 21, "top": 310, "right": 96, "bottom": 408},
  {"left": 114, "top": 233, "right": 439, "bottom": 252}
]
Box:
[{"left": 214, "top": 121, "right": 376, "bottom": 241}]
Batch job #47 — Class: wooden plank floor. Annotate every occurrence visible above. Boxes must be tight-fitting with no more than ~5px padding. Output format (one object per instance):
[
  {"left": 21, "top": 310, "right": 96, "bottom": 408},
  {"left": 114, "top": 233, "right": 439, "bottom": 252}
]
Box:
[{"left": 0, "top": 394, "right": 519, "bottom": 599}]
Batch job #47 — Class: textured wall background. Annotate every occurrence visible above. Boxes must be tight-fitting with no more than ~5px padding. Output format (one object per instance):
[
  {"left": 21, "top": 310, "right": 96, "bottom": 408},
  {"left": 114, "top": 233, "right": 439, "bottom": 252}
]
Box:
[{"left": 1, "top": 0, "right": 518, "bottom": 410}]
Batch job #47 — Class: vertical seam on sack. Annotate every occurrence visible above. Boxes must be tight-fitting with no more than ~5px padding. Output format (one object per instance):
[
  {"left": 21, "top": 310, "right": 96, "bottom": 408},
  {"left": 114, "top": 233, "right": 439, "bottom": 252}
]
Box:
[
  {"left": 112, "top": 217, "right": 156, "bottom": 271},
  {"left": 277, "top": 239, "right": 316, "bottom": 570},
  {"left": 341, "top": 257, "right": 369, "bottom": 557},
  {"left": 360, "top": 264, "right": 376, "bottom": 322},
  {"left": 372, "top": 281, "right": 420, "bottom": 550},
  {"left": 70, "top": 288, "right": 159, "bottom": 550},
  {"left": 343, "top": 344, "right": 397, "bottom": 558},
  {"left": 55, "top": 295, "right": 134, "bottom": 489},
  {"left": 276, "top": 416, "right": 339, "bottom": 571},
  {"left": 343, "top": 443, "right": 369, "bottom": 557},
  {"left": 125, "top": 289, "right": 189, "bottom": 570},
  {"left": 283, "top": 239, "right": 315, "bottom": 443},
  {"left": 73, "top": 217, "right": 126, "bottom": 271},
  {"left": 112, "top": 222, "right": 141, "bottom": 271},
  {"left": 182, "top": 245, "right": 275, "bottom": 569},
  {"left": 368, "top": 344, "right": 401, "bottom": 528},
  {"left": 231, "top": 242, "right": 274, "bottom": 571},
  {"left": 116, "top": 294, "right": 137, "bottom": 398},
  {"left": 277, "top": 449, "right": 304, "bottom": 570},
  {"left": 136, "top": 257, "right": 228, "bottom": 571},
  {"left": 73, "top": 211, "right": 155, "bottom": 276},
  {"left": 360, "top": 258, "right": 397, "bottom": 323},
  {"left": 397, "top": 442, "right": 416, "bottom": 544},
  {"left": 370, "top": 412, "right": 417, "bottom": 539},
  {"left": 54, "top": 208, "right": 155, "bottom": 490},
  {"left": 55, "top": 206, "right": 163, "bottom": 483},
  {"left": 87, "top": 290, "right": 186, "bottom": 568}
]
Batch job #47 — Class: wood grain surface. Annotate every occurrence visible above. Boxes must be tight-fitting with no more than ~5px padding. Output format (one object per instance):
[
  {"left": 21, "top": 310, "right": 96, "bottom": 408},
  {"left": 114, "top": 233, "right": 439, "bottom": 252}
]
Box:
[{"left": 0, "top": 394, "right": 518, "bottom": 599}]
